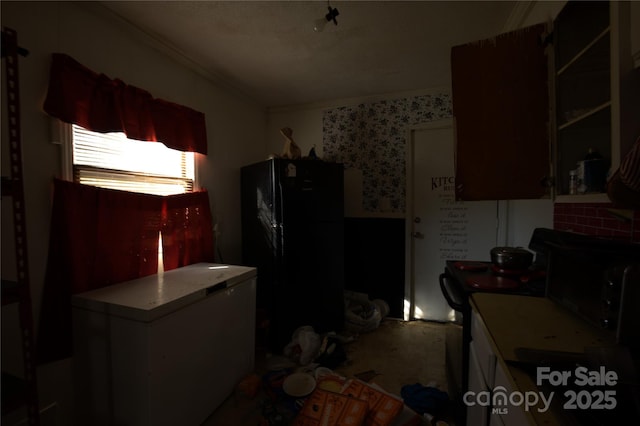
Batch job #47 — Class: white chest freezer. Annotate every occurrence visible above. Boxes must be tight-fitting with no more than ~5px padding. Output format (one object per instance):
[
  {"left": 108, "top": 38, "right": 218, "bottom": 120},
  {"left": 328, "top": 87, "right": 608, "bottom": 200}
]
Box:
[{"left": 71, "top": 263, "right": 257, "bottom": 426}]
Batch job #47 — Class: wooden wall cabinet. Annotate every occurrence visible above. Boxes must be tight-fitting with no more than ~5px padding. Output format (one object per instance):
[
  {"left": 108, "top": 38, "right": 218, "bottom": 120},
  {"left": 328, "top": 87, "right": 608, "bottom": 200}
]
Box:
[
  {"left": 452, "top": 1, "right": 639, "bottom": 202},
  {"left": 451, "top": 23, "right": 551, "bottom": 201}
]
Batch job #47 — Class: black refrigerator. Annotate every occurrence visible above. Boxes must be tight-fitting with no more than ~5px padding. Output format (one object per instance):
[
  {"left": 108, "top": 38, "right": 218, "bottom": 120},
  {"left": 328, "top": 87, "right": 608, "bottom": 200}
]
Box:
[{"left": 241, "top": 158, "right": 345, "bottom": 353}]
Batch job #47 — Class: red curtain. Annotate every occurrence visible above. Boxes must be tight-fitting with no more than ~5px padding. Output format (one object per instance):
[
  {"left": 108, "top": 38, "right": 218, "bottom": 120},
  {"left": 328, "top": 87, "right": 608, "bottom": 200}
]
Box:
[
  {"left": 42, "top": 53, "right": 208, "bottom": 154},
  {"left": 162, "top": 191, "right": 216, "bottom": 271},
  {"left": 37, "top": 180, "right": 215, "bottom": 364}
]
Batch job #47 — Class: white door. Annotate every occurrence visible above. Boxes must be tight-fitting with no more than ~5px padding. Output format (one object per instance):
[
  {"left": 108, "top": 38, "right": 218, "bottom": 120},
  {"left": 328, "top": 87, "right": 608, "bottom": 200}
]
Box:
[{"left": 405, "top": 120, "right": 499, "bottom": 321}]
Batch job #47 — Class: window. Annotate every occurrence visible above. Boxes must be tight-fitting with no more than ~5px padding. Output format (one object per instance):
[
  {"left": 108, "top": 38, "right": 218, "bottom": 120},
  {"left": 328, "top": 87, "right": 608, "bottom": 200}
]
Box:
[
  {"left": 65, "top": 123, "right": 195, "bottom": 196},
  {"left": 59, "top": 122, "right": 200, "bottom": 273}
]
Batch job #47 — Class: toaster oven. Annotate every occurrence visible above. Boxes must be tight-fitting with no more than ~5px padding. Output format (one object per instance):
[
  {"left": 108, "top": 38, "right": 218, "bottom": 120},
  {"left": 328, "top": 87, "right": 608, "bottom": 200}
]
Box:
[{"left": 546, "top": 240, "right": 640, "bottom": 357}]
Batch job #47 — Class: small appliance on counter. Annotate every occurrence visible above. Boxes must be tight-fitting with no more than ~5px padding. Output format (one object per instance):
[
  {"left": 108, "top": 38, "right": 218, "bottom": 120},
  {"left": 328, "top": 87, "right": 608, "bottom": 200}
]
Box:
[{"left": 545, "top": 233, "right": 640, "bottom": 357}]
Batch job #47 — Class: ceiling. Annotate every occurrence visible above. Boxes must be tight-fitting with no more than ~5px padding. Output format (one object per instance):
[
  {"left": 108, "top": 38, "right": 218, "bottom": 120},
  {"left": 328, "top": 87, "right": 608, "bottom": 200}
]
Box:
[{"left": 99, "top": 1, "right": 519, "bottom": 108}]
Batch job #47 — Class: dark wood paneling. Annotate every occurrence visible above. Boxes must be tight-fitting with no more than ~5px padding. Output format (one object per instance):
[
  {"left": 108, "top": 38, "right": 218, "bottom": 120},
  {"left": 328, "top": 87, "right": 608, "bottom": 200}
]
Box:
[{"left": 344, "top": 217, "right": 405, "bottom": 318}]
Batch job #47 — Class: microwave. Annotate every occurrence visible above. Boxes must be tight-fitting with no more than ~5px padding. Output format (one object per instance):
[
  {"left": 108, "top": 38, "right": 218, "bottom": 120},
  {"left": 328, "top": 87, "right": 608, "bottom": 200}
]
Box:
[{"left": 546, "top": 238, "right": 640, "bottom": 357}]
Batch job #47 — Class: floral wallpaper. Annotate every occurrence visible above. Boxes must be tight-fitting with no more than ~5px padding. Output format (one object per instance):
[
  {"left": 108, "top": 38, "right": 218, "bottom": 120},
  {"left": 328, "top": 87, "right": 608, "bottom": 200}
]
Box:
[{"left": 323, "top": 94, "right": 452, "bottom": 213}]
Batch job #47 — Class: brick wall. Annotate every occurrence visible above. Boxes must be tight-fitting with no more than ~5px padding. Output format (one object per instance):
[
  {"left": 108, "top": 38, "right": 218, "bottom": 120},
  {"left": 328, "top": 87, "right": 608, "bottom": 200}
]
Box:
[{"left": 554, "top": 202, "right": 639, "bottom": 242}]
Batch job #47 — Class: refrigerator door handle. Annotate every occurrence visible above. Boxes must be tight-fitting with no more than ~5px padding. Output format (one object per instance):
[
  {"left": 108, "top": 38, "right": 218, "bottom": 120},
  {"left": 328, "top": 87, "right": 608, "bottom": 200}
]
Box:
[
  {"left": 277, "top": 182, "right": 286, "bottom": 261},
  {"left": 278, "top": 223, "right": 284, "bottom": 256}
]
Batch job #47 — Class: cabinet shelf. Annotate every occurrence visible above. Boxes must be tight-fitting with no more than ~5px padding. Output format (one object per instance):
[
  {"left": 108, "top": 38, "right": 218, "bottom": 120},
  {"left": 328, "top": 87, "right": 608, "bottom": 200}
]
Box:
[
  {"left": 553, "top": 1, "right": 622, "bottom": 199},
  {"left": 558, "top": 100, "right": 611, "bottom": 130},
  {"left": 557, "top": 27, "right": 610, "bottom": 76}
]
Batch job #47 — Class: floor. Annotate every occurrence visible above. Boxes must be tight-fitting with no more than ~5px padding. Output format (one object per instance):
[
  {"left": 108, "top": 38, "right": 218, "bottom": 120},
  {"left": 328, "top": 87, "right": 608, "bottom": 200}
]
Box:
[{"left": 203, "top": 319, "right": 461, "bottom": 425}]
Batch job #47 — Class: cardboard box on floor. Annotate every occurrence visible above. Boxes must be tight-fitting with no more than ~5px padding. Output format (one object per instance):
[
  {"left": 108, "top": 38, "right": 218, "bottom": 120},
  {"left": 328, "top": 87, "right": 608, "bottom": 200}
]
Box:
[
  {"left": 292, "top": 388, "right": 368, "bottom": 426},
  {"left": 293, "top": 379, "right": 425, "bottom": 426},
  {"left": 342, "top": 379, "right": 404, "bottom": 426}
]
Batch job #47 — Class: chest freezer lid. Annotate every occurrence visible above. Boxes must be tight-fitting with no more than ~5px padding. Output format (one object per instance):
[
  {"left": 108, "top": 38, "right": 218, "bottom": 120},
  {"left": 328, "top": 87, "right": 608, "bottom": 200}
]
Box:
[{"left": 71, "top": 263, "right": 256, "bottom": 322}]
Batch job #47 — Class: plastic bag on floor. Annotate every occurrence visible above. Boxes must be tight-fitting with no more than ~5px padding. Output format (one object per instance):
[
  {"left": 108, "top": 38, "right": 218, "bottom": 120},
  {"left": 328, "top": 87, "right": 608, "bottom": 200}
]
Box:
[
  {"left": 283, "top": 326, "right": 321, "bottom": 365},
  {"left": 344, "top": 291, "right": 383, "bottom": 333}
]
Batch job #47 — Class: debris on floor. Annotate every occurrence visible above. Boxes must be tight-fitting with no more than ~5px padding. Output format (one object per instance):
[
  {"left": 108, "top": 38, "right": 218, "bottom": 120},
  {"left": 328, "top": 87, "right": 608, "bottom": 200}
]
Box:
[
  {"left": 342, "top": 378, "right": 405, "bottom": 424},
  {"left": 237, "top": 373, "right": 262, "bottom": 398},
  {"left": 354, "top": 369, "right": 381, "bottom": 383},
  {"left": 228, "top": 320, "right": 455, "bottom": 425},
  {"left": 292, "top": 387, "right": 368, "bottom": 426},
  {"left": 283, "top": 326, "right": 322, "bottom": 365},
  {"left": 240, "top": 359, "right": 432, "bottom": 426},
  {"left": 400, "top": 382, "right": 450, "bottom": 422},
  {"left": 282, "top": 325, "right": 350, "bottom": 368},
  {"left": 315, "top": 334, "right": 348, "bottom": 368},
  {"left": 344, "top": 290, "right": 390, "bottom": 333}
]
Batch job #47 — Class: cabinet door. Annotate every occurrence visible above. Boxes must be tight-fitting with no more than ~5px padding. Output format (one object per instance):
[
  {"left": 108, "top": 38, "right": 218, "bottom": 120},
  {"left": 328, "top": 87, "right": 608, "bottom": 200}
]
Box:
[
  {"left": 452, "top": 24, "right": 551, "bottom": 201},
  {"left": 493, "top": 360, "right": 531, "bottom": 426},
  {"left": 467, "top": 342, "right": 489, "bottom": 426},
  {"left": 471, "top": 310, "right": 497, "bottom": 387}
]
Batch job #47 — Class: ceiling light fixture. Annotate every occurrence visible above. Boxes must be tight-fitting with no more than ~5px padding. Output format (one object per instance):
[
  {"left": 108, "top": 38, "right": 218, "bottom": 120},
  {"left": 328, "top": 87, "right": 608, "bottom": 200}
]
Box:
[{"left": 313, "top": 1, "right": 339, "bottom": 32}]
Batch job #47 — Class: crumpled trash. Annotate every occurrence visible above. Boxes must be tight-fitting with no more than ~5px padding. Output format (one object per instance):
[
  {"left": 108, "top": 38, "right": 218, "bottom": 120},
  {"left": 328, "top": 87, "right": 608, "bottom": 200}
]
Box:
[
  {"left": 314, "top": 334, "right": 346, "bottom": 369},
  {"left": 283, "top": 326, "right": 321, "bottom": 365},
  {"left": 400, "top": 383, "right": 449, "bottom": 417},
  {"left": 237, "top": 373, "right": 262, "bottom": 398}
]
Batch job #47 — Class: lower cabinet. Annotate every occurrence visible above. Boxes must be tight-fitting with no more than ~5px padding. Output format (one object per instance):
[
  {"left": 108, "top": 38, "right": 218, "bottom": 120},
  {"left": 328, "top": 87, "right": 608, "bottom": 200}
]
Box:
[
  {"left": 489, "top": 411, "right": 505, "bottom": 426},
  {"left": 466, "top": 342, "right": 490, "bottom": 426},
  {"left": 493, "top": 361, "right": 530, "bottom": 426},
  {"left": 467, "top": 310, "right": 530, "bottom": 426}
]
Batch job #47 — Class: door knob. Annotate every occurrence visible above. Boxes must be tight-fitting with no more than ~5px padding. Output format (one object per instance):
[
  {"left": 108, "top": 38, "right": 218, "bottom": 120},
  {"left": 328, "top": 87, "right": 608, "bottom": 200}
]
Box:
[{"left": 412, "top": 231, "right": 425, "bottom": 239}]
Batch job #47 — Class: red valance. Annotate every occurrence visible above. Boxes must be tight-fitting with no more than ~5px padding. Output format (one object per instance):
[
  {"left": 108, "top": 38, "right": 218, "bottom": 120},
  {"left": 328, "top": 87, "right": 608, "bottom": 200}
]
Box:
[
  {"left": 37, "top": 179, "right": 215, "bottom": 364},
  {"left": 42, "top": 53, "right": 208, "bottom": 154}
]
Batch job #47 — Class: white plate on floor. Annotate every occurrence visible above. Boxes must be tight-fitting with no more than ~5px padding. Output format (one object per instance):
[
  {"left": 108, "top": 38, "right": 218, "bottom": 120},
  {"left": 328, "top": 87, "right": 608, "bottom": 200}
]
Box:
[{"left": 283, "top": 373, "right": 316, "bottom": 397}]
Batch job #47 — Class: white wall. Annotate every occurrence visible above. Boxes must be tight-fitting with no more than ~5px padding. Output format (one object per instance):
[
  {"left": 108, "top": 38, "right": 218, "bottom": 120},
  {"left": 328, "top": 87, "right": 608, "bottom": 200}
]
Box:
[
  {"left": 267, "top": 106, "right": 326, "bottom": 159},
  {"left": 501, "top": 199, "right": 553, "bottom": 248},
  {"left": 520, "top": 1, "right": 566, "bottom": 27},
  {"left": 1, "top": 2, "right": 266, "bottom": 423}
]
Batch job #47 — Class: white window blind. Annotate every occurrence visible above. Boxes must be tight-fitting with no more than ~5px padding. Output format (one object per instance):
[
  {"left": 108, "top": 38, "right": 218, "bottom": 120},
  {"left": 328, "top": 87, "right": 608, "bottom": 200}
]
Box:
[{"left": 71, "top": 124, "right": 195, "bottom": 196}]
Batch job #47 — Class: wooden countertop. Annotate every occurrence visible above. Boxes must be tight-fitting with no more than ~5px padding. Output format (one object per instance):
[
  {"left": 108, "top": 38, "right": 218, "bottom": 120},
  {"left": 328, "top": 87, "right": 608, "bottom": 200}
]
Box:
[
  {"left": 471, "top": 293, "right": 614, "bottom": 362},
  {"left": 470, "top": 293, "right": 617, "bottom": 426}
]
